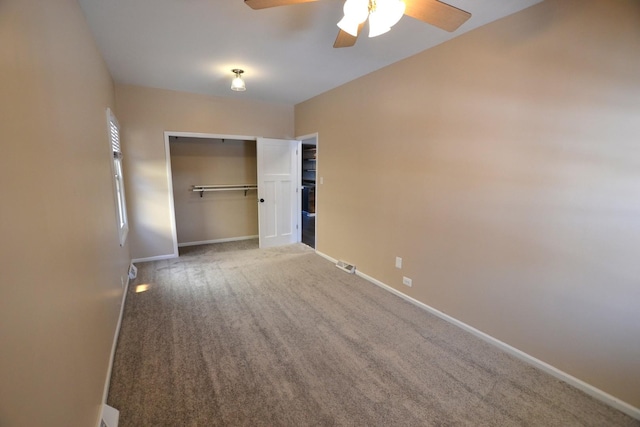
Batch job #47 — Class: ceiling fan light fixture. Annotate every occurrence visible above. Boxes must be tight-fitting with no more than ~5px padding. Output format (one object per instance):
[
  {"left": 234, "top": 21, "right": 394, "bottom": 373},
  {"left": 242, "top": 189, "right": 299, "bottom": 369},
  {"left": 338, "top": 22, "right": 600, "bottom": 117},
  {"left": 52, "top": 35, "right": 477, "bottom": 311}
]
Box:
[
  {"left": 338, "top": 0, "right": 369, "bottom": 36},
  {"left": 343, "top": 0, "right": 369, "bottom": 21},
  {"left": 337, "top": 15, "right": 362, "bottom": 37},
  {"left": 368, "top": 11, "right": 390, "bottom": 38},
  {"left": 246, "top": 0, "right": 471, "bottom": 49},
  {"left": 368, "top": 0, "right": 405, "bottom": 37},
  {"left": 230, "top": 69, "right": 246, "bottom": 92}
]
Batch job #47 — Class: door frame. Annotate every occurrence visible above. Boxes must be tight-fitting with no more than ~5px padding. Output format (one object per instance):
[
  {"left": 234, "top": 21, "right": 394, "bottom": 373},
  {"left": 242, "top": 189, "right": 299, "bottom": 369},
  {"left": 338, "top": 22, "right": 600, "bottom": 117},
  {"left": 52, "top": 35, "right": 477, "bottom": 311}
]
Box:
[
  {"left": 296, "top": 132, "right": 318, "bottom": 247},
  {"left": 163, "top": 131, "right": 257, "bottom": 257}
]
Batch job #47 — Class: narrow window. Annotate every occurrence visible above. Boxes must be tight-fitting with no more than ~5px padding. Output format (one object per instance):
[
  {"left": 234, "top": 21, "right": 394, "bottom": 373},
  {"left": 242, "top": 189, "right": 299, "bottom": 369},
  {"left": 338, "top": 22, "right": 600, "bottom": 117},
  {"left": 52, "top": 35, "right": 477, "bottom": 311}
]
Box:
[{"left": 107, "top": 108, "right": 128, "bottom": 246}]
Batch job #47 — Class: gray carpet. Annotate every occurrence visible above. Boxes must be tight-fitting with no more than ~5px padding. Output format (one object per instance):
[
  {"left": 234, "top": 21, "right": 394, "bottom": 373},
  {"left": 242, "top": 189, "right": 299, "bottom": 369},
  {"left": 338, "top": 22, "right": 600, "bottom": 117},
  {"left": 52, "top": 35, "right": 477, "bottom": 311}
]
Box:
[{"left": 108, "top": 240, "right": 639, "bottom": 426}]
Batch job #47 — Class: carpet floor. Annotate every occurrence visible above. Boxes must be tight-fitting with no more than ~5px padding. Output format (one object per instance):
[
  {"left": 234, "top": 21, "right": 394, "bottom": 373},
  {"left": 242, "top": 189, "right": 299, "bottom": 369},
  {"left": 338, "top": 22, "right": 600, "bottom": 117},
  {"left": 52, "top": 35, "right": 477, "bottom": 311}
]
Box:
[{"left": 108, "top": 240, "right": 639, "bottom": 426}]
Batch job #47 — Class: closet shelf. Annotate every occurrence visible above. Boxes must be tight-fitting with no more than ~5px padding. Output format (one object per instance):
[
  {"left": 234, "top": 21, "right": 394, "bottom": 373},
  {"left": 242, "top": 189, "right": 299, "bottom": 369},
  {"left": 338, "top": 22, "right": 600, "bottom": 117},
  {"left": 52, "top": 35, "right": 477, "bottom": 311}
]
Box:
[{"left": 192, "top": 184, "right": 257, "bottom": 197}]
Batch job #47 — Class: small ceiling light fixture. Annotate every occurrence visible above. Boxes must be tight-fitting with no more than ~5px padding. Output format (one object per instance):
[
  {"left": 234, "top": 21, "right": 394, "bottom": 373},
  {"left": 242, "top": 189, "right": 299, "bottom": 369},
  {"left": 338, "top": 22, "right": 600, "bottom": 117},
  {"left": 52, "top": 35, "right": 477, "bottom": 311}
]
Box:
[
  {"left": 338, "top": 0, "right": 405, "bottom": 38},
  {"left": 231, "top": 69, "right": 246, "bottom": 92}
]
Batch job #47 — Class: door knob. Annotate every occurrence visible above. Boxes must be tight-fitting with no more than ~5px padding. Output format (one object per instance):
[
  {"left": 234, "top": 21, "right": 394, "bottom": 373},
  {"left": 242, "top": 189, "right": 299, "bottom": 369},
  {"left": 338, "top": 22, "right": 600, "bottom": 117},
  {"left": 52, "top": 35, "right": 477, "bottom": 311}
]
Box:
[{"left": 259, "top": 198, "right": 265, "bottom": 203}]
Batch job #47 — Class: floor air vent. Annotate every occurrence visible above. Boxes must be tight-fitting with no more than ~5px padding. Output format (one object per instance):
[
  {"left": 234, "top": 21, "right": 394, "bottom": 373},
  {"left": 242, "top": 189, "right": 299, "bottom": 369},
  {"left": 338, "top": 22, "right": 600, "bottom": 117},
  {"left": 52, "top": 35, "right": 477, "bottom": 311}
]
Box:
[
  {"left": 101, "top": 404, "right": 119, "bottom": 427},
  {"left": 336, "top": 260, "right": 356, "bottom": 274}
]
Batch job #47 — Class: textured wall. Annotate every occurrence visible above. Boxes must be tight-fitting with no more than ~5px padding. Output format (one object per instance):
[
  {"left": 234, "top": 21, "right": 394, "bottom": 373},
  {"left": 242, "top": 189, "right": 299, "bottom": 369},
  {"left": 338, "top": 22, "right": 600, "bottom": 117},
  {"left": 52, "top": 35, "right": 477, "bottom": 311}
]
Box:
[
  {"left": 296, "top": 0, "right": 640, "bottom": 409},
  {"left": 115, "top": 84, "right": 294, "bottom": 260},
  {"left": 0, "top": 0, "right": 130, "bottom": 425}
]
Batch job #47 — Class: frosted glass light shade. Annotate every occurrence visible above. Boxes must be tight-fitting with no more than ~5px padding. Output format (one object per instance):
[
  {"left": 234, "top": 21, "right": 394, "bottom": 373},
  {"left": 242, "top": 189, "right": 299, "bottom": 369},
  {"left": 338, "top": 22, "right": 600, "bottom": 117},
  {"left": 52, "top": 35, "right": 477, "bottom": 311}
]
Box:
[
  {"left": 338, "top": 0, "right": 369, "bottom": 36},
  {"left": 368, "top": 15, "right": 390, "bottom": 37},
  {"left": 337, "top": 15, "right": 362, "bottom": 37},
  {"left": 369, "top": 0, "right": 405, "bottom": 38},
  {"left": 343, "top": 0, "right": 369, "bottom": 21},
  {"left": 231, "top": 76, "right": 246, "bottom": 91}
]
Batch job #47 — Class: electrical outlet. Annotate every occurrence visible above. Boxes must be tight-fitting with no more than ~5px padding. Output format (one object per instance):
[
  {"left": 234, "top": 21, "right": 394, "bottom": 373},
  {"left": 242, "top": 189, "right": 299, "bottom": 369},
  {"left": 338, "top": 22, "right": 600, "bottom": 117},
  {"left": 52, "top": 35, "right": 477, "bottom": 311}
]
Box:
[
  {"left": 402, "top": 276, "right": 412, "bottom": 287},
  {"left": 395, "top": 257, "right": 402, "bottom": 269},
  {"left": 120, "top": 276, "right": 125, "bottom": 287}
]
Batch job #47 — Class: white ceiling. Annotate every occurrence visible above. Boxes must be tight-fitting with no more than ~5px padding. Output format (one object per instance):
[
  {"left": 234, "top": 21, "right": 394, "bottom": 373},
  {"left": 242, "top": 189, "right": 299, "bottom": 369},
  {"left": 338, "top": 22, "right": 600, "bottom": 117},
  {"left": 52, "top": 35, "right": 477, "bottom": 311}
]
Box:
[{"left": 78, "top": 0, "right": 541, "bottom": 105}]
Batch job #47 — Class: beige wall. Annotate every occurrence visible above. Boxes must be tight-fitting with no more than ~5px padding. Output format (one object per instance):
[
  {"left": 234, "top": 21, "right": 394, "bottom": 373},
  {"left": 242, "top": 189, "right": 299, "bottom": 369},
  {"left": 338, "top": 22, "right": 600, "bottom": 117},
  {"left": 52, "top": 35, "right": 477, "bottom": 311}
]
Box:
[
  {"left": 115, "top": 84, "right": 294, "bottom": 260},
  {"left": 296, "top": 0, "right": 640, "bottom": 409},
  {"left": 0, "top": 1, "right": 130, "bottom": 426},
  {"left": 170, "top": 137, "right": 258, "bottom": 244}
]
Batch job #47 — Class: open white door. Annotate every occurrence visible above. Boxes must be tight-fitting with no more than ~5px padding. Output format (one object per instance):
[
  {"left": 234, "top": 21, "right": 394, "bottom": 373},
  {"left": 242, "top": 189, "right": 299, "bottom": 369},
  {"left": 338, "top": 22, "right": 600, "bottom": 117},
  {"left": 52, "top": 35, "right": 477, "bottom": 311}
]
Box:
[{"left": 257, "top": 137, "right": 300, "bottom": 248}]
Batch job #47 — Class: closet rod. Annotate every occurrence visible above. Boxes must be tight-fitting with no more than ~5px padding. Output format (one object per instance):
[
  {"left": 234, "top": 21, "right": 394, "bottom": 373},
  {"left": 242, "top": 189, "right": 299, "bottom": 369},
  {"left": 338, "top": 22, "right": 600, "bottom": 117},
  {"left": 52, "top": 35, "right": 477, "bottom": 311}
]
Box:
[{"left": 192, "top": 184, "right": 258, "bottom": 197}]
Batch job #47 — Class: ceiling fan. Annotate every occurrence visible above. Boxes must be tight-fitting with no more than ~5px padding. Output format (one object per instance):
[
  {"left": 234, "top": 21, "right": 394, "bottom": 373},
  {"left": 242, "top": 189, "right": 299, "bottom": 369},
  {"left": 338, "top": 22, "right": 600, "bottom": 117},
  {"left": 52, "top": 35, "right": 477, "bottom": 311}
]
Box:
[{"left": 244, "top": 0, "right": 471, "bottom": 48}]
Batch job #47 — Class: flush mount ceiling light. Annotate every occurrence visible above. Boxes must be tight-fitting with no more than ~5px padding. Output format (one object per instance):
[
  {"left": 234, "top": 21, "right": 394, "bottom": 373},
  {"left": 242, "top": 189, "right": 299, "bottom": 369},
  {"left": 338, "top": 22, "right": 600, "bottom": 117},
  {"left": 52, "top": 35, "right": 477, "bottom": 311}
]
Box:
[
  {"left": 230, "top": 69, "right": 246, "bottom": 92},
  {"left": 338, "top": 0, "right": 406, "bottom": 38}
]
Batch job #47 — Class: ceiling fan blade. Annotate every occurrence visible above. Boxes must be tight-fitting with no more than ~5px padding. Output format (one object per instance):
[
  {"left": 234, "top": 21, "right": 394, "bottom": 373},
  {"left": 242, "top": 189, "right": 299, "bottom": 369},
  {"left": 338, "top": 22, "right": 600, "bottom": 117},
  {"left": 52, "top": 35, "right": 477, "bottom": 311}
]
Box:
[
  {"left": 404, "top": 0, "right": 471, "bottom": 32},
  {"left": 333, "top": 23, "right": 364, "bottom": 48},
  {"left": 333, "top": 30, "right": 357, "bottom": 48},
  {"left": 245, "top": 0, "right": 319, "bottom": 10}
]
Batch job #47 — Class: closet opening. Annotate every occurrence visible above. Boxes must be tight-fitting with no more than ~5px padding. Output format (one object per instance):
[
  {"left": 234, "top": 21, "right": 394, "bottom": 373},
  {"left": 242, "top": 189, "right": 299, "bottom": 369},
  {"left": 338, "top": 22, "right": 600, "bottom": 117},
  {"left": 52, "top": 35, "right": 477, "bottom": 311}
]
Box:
[
  {"left": 168, "top": 135, "right": 258, "bottom": 253},
  {"left": 300, "top": 135, "right": 317, "bottom": 248}
]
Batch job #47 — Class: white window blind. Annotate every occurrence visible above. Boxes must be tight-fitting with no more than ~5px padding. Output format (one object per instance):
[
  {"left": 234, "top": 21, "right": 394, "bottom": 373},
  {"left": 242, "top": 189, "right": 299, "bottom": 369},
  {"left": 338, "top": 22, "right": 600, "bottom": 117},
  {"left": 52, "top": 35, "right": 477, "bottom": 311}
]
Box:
[
  {"left": 110, "top": 120, "right": 121, "bottom": 154},
  {"left": 107, "top": 108, "right": 129, "bottom": 246}
]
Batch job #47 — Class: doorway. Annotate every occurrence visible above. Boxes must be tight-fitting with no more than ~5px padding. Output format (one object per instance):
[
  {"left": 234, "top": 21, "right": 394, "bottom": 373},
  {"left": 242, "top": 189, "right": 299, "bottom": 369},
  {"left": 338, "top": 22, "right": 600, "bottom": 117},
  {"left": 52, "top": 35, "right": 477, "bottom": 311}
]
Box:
[
  {"left": 168, "top": 135, "right": 258, "bottom": 251},
  {"left": 300, "top": 135, "right": 317, "bottom": 248}
]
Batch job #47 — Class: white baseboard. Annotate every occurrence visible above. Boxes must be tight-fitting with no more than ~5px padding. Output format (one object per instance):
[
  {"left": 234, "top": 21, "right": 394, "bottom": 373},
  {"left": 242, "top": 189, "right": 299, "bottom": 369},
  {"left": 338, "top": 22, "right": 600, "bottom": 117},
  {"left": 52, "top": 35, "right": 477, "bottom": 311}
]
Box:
[
  {"left": 315, "top": 250, "right": 640, "bottom": 420},
  {"left": 178, "top": 235, "right": 258, "bottom": 248},
  {"left": 98, "top": 265, "right": 131, "bottom": 426},
  {"left": 315, "top": 250, "right": 337, "bottom": 264},
  {"left": 132, "top": 253, "right": 178, "bottom": 263}
]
